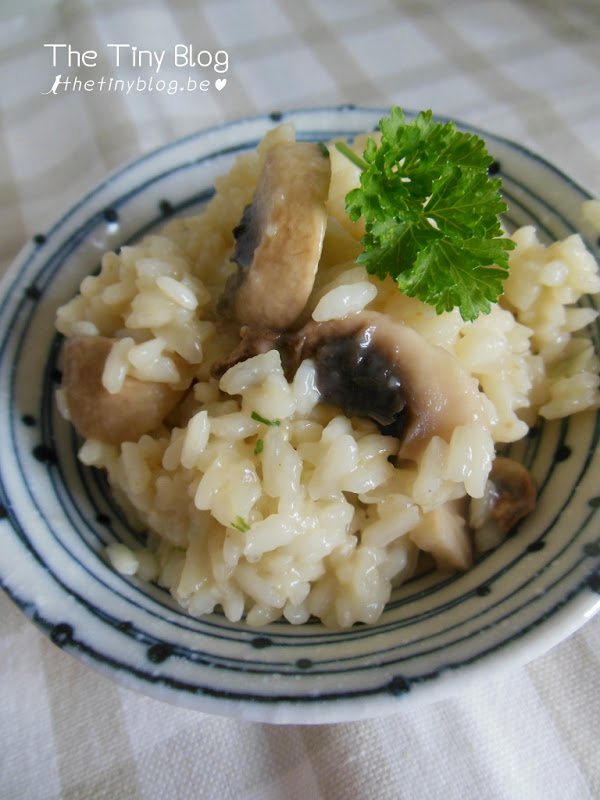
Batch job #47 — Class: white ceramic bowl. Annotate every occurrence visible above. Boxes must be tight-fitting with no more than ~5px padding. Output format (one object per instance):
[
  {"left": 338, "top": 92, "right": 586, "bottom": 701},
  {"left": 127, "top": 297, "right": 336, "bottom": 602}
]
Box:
[{"left": 1, "top": 107, "right": 599, "bottom": 724}]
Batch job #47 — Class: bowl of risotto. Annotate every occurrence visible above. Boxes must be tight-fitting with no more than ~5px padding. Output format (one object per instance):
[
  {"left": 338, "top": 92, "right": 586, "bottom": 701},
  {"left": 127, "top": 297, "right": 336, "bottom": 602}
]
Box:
[{"left": 1, "top": 107, "right": 599, "bottom": 724}]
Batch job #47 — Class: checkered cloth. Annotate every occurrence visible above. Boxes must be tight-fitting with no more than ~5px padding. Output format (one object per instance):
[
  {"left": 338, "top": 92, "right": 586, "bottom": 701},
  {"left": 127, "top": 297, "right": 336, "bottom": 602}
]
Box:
[{"left": 1, "top": 1, "right": 599, "bottom": 798}]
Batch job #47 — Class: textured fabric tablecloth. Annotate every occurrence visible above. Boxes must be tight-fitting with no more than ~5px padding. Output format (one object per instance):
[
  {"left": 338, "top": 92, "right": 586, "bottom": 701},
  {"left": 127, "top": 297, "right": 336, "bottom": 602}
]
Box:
[{"left": 1, "top": 1, "right": 599, "bottom": 798}]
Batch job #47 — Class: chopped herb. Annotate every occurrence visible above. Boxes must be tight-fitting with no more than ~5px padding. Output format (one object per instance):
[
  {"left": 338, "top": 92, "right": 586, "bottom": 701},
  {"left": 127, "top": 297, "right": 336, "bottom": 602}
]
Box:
[
  {"left": 231, "top": 516, "right": 250, "bottom": 532},
  {"left": 335, "top": 107, "right": 515, "bottom": 321},
  {"left": 254, "top": 438, "right": 264, "bottom": 455},
  {"left": 317, "top": 141, "right": 330, "bottom": 158},
  {"left": 251, "top": 411, "right": 281, "bottom": 426}
]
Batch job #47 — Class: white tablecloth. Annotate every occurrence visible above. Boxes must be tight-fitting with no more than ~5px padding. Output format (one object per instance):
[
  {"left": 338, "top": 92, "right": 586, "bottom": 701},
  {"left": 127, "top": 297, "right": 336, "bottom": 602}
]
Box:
[{"left": 1, "top": 1, "right": 599, "bottom": 797}]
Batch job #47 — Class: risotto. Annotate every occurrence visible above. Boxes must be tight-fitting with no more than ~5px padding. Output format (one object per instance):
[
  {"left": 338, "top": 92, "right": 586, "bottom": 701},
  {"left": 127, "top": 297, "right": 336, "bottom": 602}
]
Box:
[{"left": 55, "top": 121, "right": 600, "bottom": 628}]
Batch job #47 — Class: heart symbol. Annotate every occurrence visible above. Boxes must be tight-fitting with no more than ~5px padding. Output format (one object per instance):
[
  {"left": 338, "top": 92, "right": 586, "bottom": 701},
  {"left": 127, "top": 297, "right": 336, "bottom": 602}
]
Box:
[{"left": 215, "top": 78, "right": 227, "bottom": 91}]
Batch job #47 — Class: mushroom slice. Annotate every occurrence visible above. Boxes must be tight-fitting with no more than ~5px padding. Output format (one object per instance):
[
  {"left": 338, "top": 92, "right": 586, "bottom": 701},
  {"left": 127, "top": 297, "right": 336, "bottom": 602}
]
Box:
[
  {"left": 408, "top": 499, "right": 473, "bottom": 572},
  {"left": 487, "top": 456, "right": 537, "bottom": 533},
  {"left": 62, "top": 336, "right": 188, "bottom": 444},
  {"left": 219, "top": 141, "right": 331, "bottom": 329},
  {"left": 296, "top": 311, "right": 489, "bottom": 461}
]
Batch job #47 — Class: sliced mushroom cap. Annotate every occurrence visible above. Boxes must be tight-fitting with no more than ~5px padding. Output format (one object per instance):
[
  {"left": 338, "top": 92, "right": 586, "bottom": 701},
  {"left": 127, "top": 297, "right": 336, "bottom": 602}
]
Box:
[
  {"left": 211, "top": 310, "right": 489, "bottom": 461},
  {"left": 362, "top": 313, "right": 490, "bottom": 460},
  {"left": 487, "top": 455, "right": 537, "bottom": 533},
  {"left": 296, "top": 311, "right": 489, "bottom": 461},
  {"left": 62, "top": 336, "right": 188, "bottom": 444},
  {"left": 219, "top": 141, "right": 331, "bottom": 329}
]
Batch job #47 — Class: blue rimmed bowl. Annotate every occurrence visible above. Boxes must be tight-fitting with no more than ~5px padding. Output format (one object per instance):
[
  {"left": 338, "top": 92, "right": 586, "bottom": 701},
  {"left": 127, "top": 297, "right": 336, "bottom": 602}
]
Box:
[{"left": 1, "top": 107, "right": 599, "bottom": 724}]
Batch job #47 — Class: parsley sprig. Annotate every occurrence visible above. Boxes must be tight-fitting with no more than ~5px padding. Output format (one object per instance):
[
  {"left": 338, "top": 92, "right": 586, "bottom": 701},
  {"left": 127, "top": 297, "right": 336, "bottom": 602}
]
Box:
[{"left": 336, "top": 108, "right": 515, "bottom": 321}]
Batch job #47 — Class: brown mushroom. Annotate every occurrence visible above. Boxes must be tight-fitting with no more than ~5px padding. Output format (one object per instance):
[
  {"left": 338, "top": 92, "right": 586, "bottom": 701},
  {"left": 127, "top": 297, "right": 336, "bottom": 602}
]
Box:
[
  {"left": 487, "top": 455, "right": 537, "bottom": 533},
  {"left": 61, "top": 336, "right": 189, "bottom": 444},
  {"left": 218, "top": 141, "right": 331, "bottom": 329},
  {"left": 301, "top": 312, "right": 489, "bottom": 461}
]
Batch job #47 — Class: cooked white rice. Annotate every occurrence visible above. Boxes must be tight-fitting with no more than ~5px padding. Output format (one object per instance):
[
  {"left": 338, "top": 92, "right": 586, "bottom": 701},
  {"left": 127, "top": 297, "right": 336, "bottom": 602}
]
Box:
[{"left": 57, "top": 124, "right": 600, "bottom": 629}]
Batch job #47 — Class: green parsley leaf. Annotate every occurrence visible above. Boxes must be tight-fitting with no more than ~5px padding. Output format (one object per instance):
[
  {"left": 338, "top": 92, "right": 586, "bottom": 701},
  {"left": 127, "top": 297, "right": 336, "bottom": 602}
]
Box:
[
  {"left": 231, "top": 516, "right": 250, "bottom": 532},
  {"left": 251, "top": 411, "right": 281, "bottom": 426},
  {"left": 336, "top": 107, "right": 515, "bottom": 321}
]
